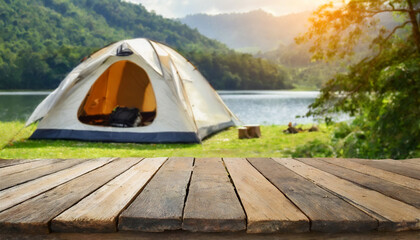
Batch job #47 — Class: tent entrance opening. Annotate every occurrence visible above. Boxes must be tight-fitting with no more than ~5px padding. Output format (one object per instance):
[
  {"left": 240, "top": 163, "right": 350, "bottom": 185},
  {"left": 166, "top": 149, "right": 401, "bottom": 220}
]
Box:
[{"left": 78, "top": 60, "right": 157, "bottom": 127}]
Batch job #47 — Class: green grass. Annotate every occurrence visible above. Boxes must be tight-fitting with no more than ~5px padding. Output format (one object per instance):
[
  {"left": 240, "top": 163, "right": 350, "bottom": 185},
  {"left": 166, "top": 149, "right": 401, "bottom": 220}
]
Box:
[{"left": 0, "top": 121, "right": 331, "bottom": 159}]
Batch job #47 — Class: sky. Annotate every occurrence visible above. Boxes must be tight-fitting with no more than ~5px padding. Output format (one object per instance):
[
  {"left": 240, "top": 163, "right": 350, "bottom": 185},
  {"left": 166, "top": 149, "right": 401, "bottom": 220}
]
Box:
[{"left": 124, "top": 0, "right": 334, "bottom": 18}]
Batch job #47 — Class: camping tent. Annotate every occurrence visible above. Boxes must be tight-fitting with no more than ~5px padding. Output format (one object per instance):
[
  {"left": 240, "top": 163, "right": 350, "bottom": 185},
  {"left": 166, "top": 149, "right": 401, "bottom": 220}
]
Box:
[{"left": 26, "top": 38, "right": 239, "bottom": 143}]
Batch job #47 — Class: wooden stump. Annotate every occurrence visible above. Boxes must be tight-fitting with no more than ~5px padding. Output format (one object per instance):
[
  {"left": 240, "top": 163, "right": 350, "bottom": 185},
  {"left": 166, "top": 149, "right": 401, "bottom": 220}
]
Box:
[
  {"left": 238, "top": 127, "right": 250, "bottom": 139},
  {"left": 245, "top": 125, "right": 261, "bottom": 138},
  {"left": 238, "top": 125, "right": 261, "bottom": 139}
]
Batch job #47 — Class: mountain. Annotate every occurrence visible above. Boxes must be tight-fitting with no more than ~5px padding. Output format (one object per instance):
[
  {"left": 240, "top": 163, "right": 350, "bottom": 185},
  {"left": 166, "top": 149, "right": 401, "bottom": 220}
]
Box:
[
  {"left": 0, "top": 0, "right": 291, "bottom": 90},
  {"left": 180, "top": 10, "right": 312, "bottom": 52},
  {"left": 181, "top": 9, "right": 398, "bottom": 89},
  {"left": 180, "top": 10, "right": 399, "bottom": 53}
]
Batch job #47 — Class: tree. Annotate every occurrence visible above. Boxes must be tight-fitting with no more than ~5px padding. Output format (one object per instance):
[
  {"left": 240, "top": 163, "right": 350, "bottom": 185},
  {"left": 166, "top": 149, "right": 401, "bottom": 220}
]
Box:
[
  {"left": 0, "top": 0, "right": 292, "bottom": 91},
  {"left": 297, "top": 0, "right": 420, "bottom": 158}
]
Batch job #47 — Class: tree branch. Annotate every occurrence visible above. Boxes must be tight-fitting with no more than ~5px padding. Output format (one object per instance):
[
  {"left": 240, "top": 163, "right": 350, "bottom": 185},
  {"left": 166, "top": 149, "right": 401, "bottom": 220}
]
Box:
[
  {"left": 366, "top": 9, "right": 420, "bottom": 14},
  {"left": 368, "top": 21, "right": 412, "bottom": 63},
  {"left": 383, "top": 21, "right": 412, "bottom": 43}
]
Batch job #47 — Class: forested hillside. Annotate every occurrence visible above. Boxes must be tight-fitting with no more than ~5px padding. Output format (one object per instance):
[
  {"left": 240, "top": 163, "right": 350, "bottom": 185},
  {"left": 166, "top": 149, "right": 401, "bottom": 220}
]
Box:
[
  {"left": 0, "top": 0, "right": 291, "bottom": 90},
  {"left": 256, "top": 43, "right": 342, "bottom": 89}
]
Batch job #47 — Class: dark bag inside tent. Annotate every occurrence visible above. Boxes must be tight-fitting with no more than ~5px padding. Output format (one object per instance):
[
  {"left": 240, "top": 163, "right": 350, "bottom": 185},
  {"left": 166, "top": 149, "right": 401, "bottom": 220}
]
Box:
[{"left": 109, "top": 107, "right": 141, "bottom": 127}]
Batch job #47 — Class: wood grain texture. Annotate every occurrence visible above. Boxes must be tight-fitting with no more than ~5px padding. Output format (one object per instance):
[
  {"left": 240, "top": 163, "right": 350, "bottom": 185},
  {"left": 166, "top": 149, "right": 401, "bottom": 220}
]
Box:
[
  {"left": 0, "top": 158, "right": 87, "bottom": 190},
  {"left": 0, "top": 159, "right": 60, "bottom": 178},
  {"left": 119, "top": 157, "right": 193, "bottom": 232},
  {"left": 51, "top": 157, "right": 167, "bottom": 233},
  {"left": 298, "top": 158, "right": 420, "bottom": 208},
  {"left": 0, "top": 159, "right": 41, "bottom": 168},
  {"left": 3, "top": 230, "right": 420, "bottom": 240},
  {"left": 346, "top": 159, "right": 420, "bottom": 180},
  {"left": 0, "top": 158, "right": 113, "bottom": 212},
  {"left": 274, "top": 158, "right": 420, "bottom": 231},
  {"left": 224, "top": 158, "right": 309, "bottom": 233},
  {"left": 401, "top": 158, "right": 420, "bottom": 165},
  {"left": 0, "top": 158, "right": 142, "bottom": 234},
  {"left": 248, "top": 158, "right": 377, "bottom": 232},
  {"left": 182, "top": 158, "right": 246, "bottom": 232},
  {"left": 320, "top": 158, "right": 420, "bottom": 191}
]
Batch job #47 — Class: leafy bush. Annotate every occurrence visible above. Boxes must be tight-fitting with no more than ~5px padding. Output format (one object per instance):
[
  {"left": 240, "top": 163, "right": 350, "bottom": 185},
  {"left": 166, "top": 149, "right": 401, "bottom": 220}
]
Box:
[
  {"left": 290, "top": 120, "right": 420, "bottom": 159},
  {"left": 331, "top": 118, "right": 420, "bottom": 159},
  {"left": 291, "top": 139, "right": 335, "bottom": 158}
]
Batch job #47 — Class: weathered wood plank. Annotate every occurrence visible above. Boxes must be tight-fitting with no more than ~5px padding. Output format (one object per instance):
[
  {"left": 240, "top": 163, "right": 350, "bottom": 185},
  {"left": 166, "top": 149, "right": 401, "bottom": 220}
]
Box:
[
  {"left": 119, "top": 157, "right": 193, "bottom": 232},
  {"left": 320, "top": 158, "right": 420, "bottom": 191},
  {"left": 0, "top": 159, "right": 61, "bottom": 177},
  {"left": 0, "top": 158, "right": 87, "bottom": 190},
  {"left": 0, "top": 158, "right": 142, "bottom": 234},
  {"left": 401, "top": 158, "right": 420, "bottom": 165},
  {"left": 346, "top": 159, "right": 420, "bottom": 180},
  {"left": 0, "top": 158, "right": 113, "bottom": 212},
  {"left": 51, "top": 157, "right": 167, "bottom": 233},
  {"left": 4, "top": 231, "right": 420, "bottom": 240},
  {"left": 274, "top": 158, "right": 420, "bottom": 231},
  {"left": 4, "top": 230, "right": 420, "bottom": 240},
  {"left": 0, "top": 159, "right": 41, "bottom": 168},
  {"left": 182, "top": 158, "right": 246, "bottom": 232},
  {"left": 224, "top": 158, "right": 309, "bottom": 233},
  {"left": 248, "top": 158, "right": 377, "bottom": 232},
  {"left": 298, "top": 158, "right": 420, "bottom": 208}
]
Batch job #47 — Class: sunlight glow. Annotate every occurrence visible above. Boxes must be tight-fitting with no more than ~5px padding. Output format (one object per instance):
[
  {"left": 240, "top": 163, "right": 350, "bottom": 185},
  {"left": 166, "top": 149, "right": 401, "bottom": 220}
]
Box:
[{"left": 124, "top": 0, "right": 340, "bottom": 18}]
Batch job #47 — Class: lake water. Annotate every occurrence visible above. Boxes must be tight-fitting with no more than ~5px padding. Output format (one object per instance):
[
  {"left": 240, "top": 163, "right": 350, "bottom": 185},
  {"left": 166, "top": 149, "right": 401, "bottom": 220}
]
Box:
[
  {"left": 0, "top": 92, "right": 51, "bottom": 122},
  {"left": 0, "top": 91, "right": 338, "bottom": 124},
  {"left": 219, "top": 90, "right": 321, "bottom": 125}
]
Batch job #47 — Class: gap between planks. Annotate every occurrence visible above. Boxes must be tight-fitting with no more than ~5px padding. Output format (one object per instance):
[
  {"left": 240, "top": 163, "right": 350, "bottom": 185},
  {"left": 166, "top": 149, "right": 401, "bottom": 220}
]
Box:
[
  {"left": 0, "top": 158, "right": 143, "bottom": 234},
  {"left": 223, "top": 158, "right": 309, "bottom": 233},
  {"left": 0, "top": 158, "right": 88, "bottom": 190},
  {"left": 0, "top": 159, "right": 43, "bottom": 168},
  {"left": 345, "top": 158, "right": 420, "bottom": 180},
  {"left": 51, "top": 157, "right": 167, "bottom": 233},
  {"left": 297, "top": 158, "right": 420, "bottom": 208},
  {"left": 0, "top": 158, "right": 114, "bottom": 212},
  {"left": 274, "top": 158, "right": 420, "bottom": 231},
  {"left": 182, "top": 158, "right": 246, "bottom": 232},
  {"left": 247, "top": 158, "right": 377, "bottom": 233},
  {"left": 319, "top": 158, "right": 420, "bottom": 191},
  {"left": 118, "top": 157, "right": 194, "bottom": 232}
]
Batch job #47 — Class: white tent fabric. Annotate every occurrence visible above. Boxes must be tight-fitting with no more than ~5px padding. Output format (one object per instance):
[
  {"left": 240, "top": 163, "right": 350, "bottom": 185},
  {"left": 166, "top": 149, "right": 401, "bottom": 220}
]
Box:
[{"left": 27, "top": 38, "right": 239, "bottom": 143}]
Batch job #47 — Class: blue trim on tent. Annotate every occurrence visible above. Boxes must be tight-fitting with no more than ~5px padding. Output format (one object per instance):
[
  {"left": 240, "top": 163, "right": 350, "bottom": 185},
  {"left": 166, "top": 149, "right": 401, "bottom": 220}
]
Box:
[{"left": 30, "top": 129, "right": 200, "bottom": 143}]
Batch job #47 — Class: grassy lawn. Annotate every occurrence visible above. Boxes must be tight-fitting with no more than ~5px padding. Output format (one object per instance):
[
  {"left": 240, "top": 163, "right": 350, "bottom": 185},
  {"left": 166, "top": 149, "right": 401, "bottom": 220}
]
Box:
[{"left": 0, "top": 121, "right": 331, "bottom": 159}]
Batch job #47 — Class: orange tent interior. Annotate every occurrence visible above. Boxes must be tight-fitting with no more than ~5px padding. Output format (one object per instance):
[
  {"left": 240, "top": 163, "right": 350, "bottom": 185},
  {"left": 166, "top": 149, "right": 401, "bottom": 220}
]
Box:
[{"left": 78, "top": 60, "right": 156, "bottom": 126}]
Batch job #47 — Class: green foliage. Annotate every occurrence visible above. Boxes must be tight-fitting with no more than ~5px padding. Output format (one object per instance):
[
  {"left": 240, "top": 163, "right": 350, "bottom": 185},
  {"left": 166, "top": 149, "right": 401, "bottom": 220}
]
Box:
[
  {"left": 330, "top": 118, "right": 420, "bottom": 159},
  {"left": 256, "top": 42, "right": 348, "bottom": 90},
  {"left": 298, "top": 0, "right": 420, "bottom": 159},
  {"left": 290, "top": 139, "right": 335, "bottom": 158},
  {"left": 0, "top": 0, "right": 290, "bottom": 90},
  {"left": 185, "top": 50, "right": 292, "bottom": 89},
  {"left": 330, "top": 122, "right": 369, "bottom": 158}
]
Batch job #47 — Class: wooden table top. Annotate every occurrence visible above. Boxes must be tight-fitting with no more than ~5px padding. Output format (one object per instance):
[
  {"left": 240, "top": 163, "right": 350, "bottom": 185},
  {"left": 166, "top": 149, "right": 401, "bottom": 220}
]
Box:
[{"left": 0, "top": 157, "right": 419, "bottom": 238}]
